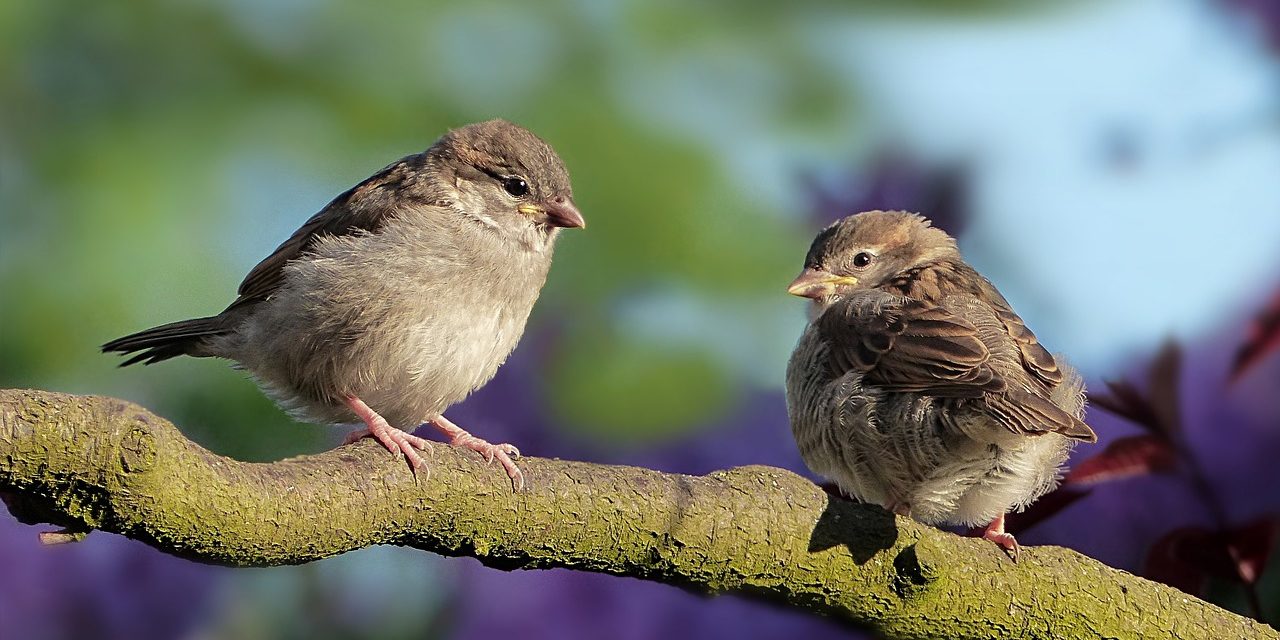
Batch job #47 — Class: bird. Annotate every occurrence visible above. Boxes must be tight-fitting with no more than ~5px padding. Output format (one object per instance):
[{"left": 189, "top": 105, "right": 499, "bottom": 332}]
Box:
[
  {"left": 103, "top": 119, "right": 585, "bottom": 490},
  {"left": 784, "top": 210, "right": 1095, "bottom": 559}
]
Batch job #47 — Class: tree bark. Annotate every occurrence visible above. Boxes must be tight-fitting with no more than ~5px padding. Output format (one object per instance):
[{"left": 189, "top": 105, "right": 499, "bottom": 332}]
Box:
[{"left": 0, "top": 389, "right": 1272, "bottom": 640}]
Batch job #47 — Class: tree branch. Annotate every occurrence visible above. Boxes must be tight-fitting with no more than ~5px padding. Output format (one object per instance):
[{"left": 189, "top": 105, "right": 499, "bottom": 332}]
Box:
[{"left": 0, "top": 389, "right": 1272, "bottom": 640}]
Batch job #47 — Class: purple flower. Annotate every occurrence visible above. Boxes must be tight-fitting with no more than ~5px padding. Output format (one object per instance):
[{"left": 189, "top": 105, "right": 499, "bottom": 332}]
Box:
[
  {"left": 449, "top": 348, "right": 861, "bottom": 639},
  {"left": 802, "top": 151, "right": 970, "bottom": 237},
  {"left": 0, "top": 516, "right": 222, "bottom": 640}
]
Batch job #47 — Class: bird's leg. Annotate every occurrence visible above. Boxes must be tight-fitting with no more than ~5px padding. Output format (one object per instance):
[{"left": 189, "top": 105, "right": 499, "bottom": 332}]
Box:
[
  {"left": 982, "top": 513, "right": 1020, "bottom": 561},
  {"left": 885, "top": 498, "right": 912, "bottom": 517},
  {"left": 429, "top": 414, "right": 524, "bottom": 491},
  {"left": 343, "top": 395, "right": 434, "bottom": 477}
]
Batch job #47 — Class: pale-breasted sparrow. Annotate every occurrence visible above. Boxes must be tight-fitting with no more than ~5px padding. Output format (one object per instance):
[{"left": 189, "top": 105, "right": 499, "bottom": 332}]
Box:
[{"left": 104, "top": 119, "right": 585, "bottom": 490}]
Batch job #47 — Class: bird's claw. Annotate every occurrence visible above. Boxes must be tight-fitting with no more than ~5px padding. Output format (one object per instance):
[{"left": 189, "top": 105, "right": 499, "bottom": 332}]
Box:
[
  {"left": 886, "top": 500, "right": 912, "bottom": 517},
  {"left": 381, "top": 429, "right": 433, "bottom": 480},
  {"left": 983, "top": 530, "right": 1020, "bottom": 562},
  {"left": 342, "top": 397, "right": 437, "bottom": 480},
  {"left": 430, "top": 414, "right": 525, "bottom": 491},
  {"left": 449, "top": 433, "right": 524, "bottom": 490},
  {"left": 981, "top": 514, "right": 1020, "bottom": 562}
]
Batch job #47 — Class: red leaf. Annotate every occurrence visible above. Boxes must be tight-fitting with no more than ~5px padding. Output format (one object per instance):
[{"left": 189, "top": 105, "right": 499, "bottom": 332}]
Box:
[
  {"left": 1232, "top": 290, "right": 1280, "bottom": 382},
  {"left": 1226, "top": 518, "right": 1276, "bottom": 585},
  {"left": 1090, "top": 340, "right": 1183, "bottom": 435},
  {"left": 1004, "top": 487, "right": 1092, "bottom": 536},
  {"left": 1066, "top": 435, "right": 1178, "bottom": 486},
  {"left": 1144, "top": 518, "right": 1277, "bottom": 594},
  {"left": 1090, "top": 380, "right": 1158, "bottom": 432},
  {"left": 1145, "top": 527, "right": 1213, "bottom": 596},
  {"left": 1147, "top": 340, "right": 1183, "bottom": 435}
]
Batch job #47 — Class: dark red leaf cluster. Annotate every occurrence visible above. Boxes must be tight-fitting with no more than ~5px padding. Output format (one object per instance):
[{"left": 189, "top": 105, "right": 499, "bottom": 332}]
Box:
[
  {"left": 1145, "top": 519, "right": 1277, "bottom": 595},
  {"left": 1055, "top": 335, "right": 1278, "bottom": 616},
  {"left": 1089, "top": 340, "right": 1183, "bottom": 436},
  {"left": 1065, "top": 435, "right": 1177, "bottom": 486},
  {"left": 1231, "top": 289, "right": 1280, "bottom": 382},
  {"left": 1061, "top": 341, "right": 1182, "bottom": 488}
]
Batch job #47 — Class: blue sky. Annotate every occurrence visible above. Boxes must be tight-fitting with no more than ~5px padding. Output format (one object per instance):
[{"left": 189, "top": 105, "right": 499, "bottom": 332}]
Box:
[
  {"left": 828, "top": 0, "right": 1280, "bottom": 372},
  {"left": 197, "top": 0, "right": 1280, "bottom": 386}
]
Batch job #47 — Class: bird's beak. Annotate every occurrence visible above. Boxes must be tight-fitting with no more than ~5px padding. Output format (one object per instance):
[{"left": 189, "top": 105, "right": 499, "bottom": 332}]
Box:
[
  {"left": 519, "top": 199, "right": 586, "bottom": 229},
  {"left": 787, "top": 268, "right": 857, "bottom": 299}
]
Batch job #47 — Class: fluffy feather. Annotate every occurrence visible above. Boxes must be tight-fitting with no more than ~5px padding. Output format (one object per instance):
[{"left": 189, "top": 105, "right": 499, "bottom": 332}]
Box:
[{"left": 785, "top": 210, "right": 1094, "bottom": 533}]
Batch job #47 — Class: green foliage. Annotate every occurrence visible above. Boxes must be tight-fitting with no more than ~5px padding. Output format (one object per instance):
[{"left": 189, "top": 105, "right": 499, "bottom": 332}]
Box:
[{"left": 1, "top": 0, "right": 900, "bottom": 452}]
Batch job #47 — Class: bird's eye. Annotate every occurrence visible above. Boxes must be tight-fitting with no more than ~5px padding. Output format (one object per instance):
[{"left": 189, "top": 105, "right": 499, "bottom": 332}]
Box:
[
  {"left": 502, "top": 176, "right": 529, "bottom": 197},
  {"left": 852, "top": 252, "right": 874, "bottom": 268}
]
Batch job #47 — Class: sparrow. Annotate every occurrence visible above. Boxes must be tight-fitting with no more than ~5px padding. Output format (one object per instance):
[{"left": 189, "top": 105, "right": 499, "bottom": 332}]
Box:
[
  {"left": 103, "top": 119, "right": 585, "bottom": 490},
  {"left": 784, "top": 210, "right": 1095, "bottom": 558}
]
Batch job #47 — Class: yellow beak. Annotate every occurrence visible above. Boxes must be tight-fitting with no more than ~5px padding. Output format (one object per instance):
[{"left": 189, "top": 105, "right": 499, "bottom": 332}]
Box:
[{"left": 787, "top": 268, "right": 858, "bottom": 299}]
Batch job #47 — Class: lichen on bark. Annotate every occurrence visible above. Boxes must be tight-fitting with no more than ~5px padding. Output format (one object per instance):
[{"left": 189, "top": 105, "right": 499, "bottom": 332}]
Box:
[{"left": 0, "top": 389, "right": 1273, "bottom": 640}]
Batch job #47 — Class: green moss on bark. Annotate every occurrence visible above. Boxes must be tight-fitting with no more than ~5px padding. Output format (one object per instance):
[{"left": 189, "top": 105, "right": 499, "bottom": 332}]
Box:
[{"left": 1, "top": 389, "right": 1274, "bottom": 640}]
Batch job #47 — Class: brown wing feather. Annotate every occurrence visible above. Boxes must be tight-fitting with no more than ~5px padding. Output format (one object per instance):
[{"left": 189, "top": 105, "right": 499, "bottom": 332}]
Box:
[
  {"left": 227, "top": 156, "right": 424, "bottom": 310},
  {"left": 986, "top": 388, "right": 1097, "bottom": 442},
  {"left": 888, "top": 261, "right": 1090, "bottom": 439},
  {"left": 993, "top": 304, "right": 1062, "bottom": 385},
  {"left": 971, "top": 278, "right": 1063, "bottom": 385},
  {"left": 899, "top": 261, "right": 1063, "bottom": 386},
  {"left": 820, "top": 293, "right": 1006, "bottom": 398}
]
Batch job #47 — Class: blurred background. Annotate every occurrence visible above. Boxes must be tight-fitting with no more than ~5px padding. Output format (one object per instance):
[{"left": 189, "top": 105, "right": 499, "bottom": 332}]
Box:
[{"left": 3, "top": 0, "right": 1280, "bottom": 637}]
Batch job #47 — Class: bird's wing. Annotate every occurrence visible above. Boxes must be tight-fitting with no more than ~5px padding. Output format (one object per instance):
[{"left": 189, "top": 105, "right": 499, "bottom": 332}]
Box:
[
  {"left": 819, "top": 291, "right": 1006, "bottom": 398},
  {"left": 822, "top": 291, "right": 1097, "bottom": 442},
  {"left": 986, "top": 388, "right": 1097, "bottom": 441},
  {"left": 968, "top": 275, "right": 1063, "bottom": 386},
  {"left": 227, "top": 156, "right": 424, "bottom": 310}
]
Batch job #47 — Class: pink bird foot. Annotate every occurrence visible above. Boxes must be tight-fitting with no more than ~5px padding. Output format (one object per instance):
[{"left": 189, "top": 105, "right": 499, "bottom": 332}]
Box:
[
  {"left": 982, "top": 513, "right": 1020, "bottom": 561},
  {"left": 430, "top": 414, "right": 524, "bottom": 491},
  {"left": 885, "top": 499, "right": 912, "bottom": 517},
  {"left": 343, "top": 395, "right": 434, "bottom": 478}
]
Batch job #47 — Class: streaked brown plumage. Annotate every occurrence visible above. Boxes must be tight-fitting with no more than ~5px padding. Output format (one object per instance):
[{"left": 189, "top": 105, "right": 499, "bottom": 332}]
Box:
[
  {"left": 784, "top": 210, "right": 1095, "bottom": 558},
  {"left": 103, "top": 120, "right": 585, "bottom": 490}
]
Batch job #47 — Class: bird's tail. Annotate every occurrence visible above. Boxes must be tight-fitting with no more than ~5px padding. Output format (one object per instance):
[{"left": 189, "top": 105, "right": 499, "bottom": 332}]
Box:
[
  {"left": 1051, "top": 360, "right": 1097, "bottom": 442},
  {"left": 102, "top": 316, "right": 228, "bottom": 366}
]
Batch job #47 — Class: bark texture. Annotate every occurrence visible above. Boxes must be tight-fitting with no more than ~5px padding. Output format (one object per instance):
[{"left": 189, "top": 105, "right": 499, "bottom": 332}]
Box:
[{"left": 0, "top": 389, "right": 1273, "bottom": 640}]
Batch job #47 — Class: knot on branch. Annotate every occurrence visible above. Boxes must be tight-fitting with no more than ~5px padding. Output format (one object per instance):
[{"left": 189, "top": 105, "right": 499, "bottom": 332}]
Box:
[{"left": 892, "top": 543, "right": 937, "bottom": 598}]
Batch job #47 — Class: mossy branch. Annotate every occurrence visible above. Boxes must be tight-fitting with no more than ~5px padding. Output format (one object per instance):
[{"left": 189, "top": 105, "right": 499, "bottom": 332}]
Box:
[{"left": 0, "top": 389, "right": 1272, "bottom": 640}]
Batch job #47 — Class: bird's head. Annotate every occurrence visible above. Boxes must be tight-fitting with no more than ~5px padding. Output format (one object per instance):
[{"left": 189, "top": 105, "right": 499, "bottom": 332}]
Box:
[
  {"left": 429, "top": 119, "right": 585, "bottom": 244},
  {"left": 788, "top": 210, "right": 958, "bottom": 312}
]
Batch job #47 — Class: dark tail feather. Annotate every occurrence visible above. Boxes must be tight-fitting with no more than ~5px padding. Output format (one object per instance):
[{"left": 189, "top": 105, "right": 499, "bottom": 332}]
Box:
[
  {"left": 989, "top": 389, "right": 1099, "bottom": 443},
  {"left": 102, "top": 317, "right": 228, "bottom": 366}
]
